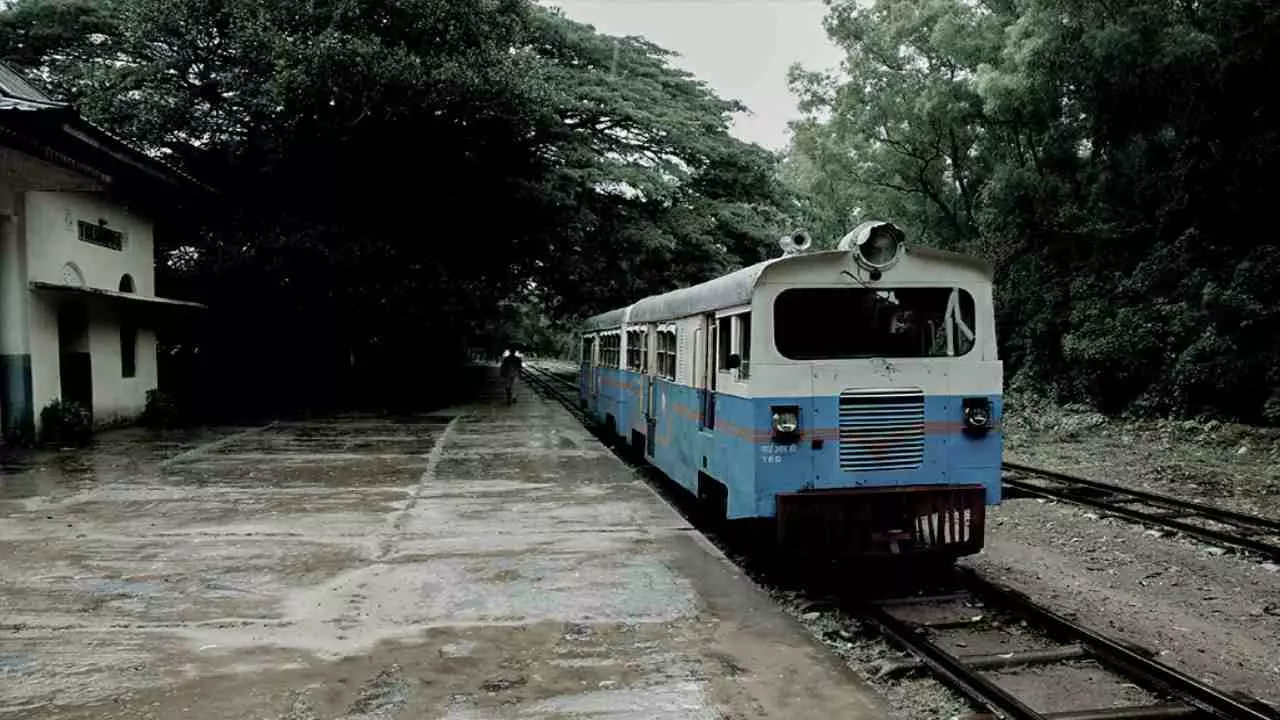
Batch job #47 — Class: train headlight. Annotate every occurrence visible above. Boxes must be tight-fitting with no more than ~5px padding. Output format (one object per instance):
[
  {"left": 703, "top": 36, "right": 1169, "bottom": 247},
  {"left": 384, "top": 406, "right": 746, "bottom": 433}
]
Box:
[
  {"left": 861, "top": 227, "right": 901, "bottom": 266},
  {"left": 838, "top": 220, "right": 906, "bottom": 271},
  {"left": 771, "top": 406, "right": 800, "bottom": 440},
  {"left": 962, "top": 397, "right": 993, "bottom": 437}
]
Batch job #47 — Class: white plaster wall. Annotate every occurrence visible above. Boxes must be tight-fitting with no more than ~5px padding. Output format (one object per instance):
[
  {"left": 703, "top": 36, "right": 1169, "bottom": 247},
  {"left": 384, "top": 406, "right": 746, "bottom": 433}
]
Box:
[
  {"left": 88, "top": 303, "right": 157, "bottom": 425},
  {"left": 27, "top": 296, "right": 158, "bottom": 428},
  {"left": 24, "top": 191, "right": 155, "bottom": 295},
  {"left": 20, "top": 189, "right": 159, "bottom": 429},
  {"left": 2, "top": 151, "right": 104, "bottom": 354}
]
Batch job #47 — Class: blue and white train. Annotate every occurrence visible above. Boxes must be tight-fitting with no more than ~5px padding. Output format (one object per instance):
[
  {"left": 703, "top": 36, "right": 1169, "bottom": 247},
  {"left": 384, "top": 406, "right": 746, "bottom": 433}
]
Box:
[{"left": 578, "top": 221, "right": 1002, "bottom": 558}]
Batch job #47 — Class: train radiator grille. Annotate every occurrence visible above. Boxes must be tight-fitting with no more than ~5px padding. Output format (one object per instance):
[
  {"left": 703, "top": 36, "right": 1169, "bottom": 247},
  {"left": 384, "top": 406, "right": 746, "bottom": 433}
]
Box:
[{"left": 838, "top": 388, "right": 925, "bottom": 472}]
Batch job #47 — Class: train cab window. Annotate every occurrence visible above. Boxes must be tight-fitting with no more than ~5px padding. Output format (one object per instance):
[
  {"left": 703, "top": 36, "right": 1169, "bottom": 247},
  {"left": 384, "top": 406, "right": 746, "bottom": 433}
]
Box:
[
  {"left": 581, "top": 336, "right": 595, "bottom": 366},
  {"left": 774, "top": 287, "right": 978, "bottom": 360}
]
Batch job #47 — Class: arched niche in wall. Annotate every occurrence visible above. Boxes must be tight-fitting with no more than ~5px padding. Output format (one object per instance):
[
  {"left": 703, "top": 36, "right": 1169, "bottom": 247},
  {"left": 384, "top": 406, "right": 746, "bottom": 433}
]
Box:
[{"left": 61, "top": 262, "right": 86, "bottom": 288}]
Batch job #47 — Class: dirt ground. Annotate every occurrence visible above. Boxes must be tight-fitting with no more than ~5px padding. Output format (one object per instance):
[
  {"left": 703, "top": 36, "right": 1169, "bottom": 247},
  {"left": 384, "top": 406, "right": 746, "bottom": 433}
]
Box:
[
  {"left": 1003, "top": 398, "right": 1280, "bottom": 519},
  {"left": 967, "top": 401, "right": 1280, "bottom": 708}
]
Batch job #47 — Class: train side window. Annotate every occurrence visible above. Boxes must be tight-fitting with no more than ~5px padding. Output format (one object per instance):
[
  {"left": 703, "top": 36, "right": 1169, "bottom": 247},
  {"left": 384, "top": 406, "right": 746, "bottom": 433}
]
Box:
[
  {"left": 656, "top": 329, "right": 677, "bottom": 380},
  {"left": 608, "top": 332, "right": 620, "bottom": 368},
  {"left": 655, "top": 332, "right": 664, "bottom": 378},
  {"left": 626, "top": 330, "right": 641, "bottom": 371},
  {"left": 736, "top": 313, "right": 751, "bottom": 379},
  {"left": 717, "top": 316, "right": 732, "bottom": 370},
  {"left": 671, "top": 330, "right": 679, "bottom": 379},
  {"left": 672, "top": 330, "right": 680, "bottom": 379}
]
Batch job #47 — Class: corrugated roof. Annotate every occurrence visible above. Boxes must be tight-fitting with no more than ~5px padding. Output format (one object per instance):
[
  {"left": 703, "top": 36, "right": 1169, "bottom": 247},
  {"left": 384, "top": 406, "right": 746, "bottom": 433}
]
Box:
[
  {"left": 0, "top": 62, "right": 63, "bottom": 106},
  {"left": 629, "top": 260, "right": 778, "bottom": 324},
  {"left": 581, "top": 306, "right": 631, "bottom": 331},
  {"left": 0, "top": 97, "right": 57, "bottom": 111},
  {"left": 0, "top": 60, "right": 212, "bottom": 193}
]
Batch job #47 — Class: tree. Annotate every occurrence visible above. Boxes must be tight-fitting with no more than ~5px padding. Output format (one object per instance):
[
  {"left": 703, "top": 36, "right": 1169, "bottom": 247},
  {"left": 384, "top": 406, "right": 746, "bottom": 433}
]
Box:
[
  {"left": 0, "top": 0, "right": 796, "bottom": 415},
  {"left": 785, "top": 0, "right": 1280, "bottom": 423}
]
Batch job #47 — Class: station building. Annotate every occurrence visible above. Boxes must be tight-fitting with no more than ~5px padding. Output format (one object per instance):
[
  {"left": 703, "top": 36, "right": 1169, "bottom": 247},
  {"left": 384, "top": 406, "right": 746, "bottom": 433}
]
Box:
[{"left": 0, "top": 61, "right": 209, "bottom": 440}]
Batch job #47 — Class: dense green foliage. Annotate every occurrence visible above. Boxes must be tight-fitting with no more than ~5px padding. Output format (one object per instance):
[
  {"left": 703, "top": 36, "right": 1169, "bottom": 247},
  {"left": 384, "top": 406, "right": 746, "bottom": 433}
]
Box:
[
  {"left": 0, "top": 0, "right": 794, "bottom": 414},
  {"left": 786, "top": 0, "right": 1280, "bottom": 424}
]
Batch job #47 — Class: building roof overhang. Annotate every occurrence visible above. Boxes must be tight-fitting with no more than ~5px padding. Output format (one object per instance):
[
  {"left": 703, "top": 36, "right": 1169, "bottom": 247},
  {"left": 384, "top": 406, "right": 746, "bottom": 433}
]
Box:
[
  {"left": 0, "top": 61, "right": 218, "bottom": 206},
  {"left": 30, "top": 281, "right": 207, "bottom": 311}
]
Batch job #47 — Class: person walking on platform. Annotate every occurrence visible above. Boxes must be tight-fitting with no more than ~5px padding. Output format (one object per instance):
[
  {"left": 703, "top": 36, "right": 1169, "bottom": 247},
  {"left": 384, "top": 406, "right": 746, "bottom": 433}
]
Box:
[{"left": 499, "top": 346, "right": 524, "bottom": 404}]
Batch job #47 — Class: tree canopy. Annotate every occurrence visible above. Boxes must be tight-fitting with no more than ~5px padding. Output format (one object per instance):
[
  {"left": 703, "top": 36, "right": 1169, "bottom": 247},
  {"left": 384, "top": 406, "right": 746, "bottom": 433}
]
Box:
[
  {"left": 0, "top": 0, "right": 796, "bottom": 415},
  {"left": 786, "top": 0, "right": 1280, "bottom": 425}
]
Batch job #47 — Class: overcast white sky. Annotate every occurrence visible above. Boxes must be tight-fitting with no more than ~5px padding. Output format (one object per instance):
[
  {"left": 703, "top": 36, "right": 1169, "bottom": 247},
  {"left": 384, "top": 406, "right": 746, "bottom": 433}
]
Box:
[{"left": 542, "top": 1, "right": 844, "bottom": 152}]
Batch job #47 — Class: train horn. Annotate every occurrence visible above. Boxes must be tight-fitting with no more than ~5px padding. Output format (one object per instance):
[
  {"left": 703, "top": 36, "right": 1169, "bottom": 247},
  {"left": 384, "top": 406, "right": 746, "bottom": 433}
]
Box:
[{"left": 779, "top": 230, "right": 813, "bottom": 256}]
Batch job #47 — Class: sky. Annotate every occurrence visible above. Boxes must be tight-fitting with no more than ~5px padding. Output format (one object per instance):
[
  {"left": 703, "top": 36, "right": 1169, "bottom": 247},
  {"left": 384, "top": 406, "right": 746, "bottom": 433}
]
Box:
[{"left": 542, "top": 1, "right": 845, "bottom": 152}]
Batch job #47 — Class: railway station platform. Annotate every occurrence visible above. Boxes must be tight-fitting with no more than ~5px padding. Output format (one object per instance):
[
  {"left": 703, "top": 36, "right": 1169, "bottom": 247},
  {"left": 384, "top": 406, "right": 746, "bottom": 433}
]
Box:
[{"left": 0, "top": 366, "right": 888, "bottom": 719}]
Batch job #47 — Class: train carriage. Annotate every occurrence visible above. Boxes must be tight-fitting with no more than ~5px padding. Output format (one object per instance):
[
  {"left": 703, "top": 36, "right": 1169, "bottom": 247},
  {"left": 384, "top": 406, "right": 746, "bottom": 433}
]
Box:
[{"left": 579, "top": 221, "right": 1002, "bottom": 558}]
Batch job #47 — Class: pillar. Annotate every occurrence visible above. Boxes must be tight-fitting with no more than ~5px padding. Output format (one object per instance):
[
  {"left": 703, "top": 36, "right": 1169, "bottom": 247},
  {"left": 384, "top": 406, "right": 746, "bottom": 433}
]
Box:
[{"left": 0, "top": 207, "right": 33, "bottom": 440}]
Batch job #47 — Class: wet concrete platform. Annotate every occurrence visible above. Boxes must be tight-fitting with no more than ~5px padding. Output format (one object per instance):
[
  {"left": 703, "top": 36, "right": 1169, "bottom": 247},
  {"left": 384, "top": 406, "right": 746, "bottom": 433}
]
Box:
[{"left": 0, "top": 370, "right": 888, "bottom": 719}]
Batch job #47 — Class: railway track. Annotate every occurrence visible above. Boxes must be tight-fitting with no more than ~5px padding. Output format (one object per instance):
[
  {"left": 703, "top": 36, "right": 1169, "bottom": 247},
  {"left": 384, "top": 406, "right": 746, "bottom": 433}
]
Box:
[
  {"left": 853, "top": 567, "right": 1280, "bottom": 720},
  {"left": 1002, "top": 462, "right": 1280, "bottom": 562},
  {"left": 519, "top": 364, "right": 586, "bottom": 419},
  {"left": 519, "top": 362, "right": 1280, "bottom": 720}
]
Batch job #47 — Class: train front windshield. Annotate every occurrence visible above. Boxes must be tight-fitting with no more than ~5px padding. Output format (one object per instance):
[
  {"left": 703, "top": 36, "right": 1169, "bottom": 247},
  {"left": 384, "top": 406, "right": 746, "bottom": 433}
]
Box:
[{"left": 774, "top": 287, "right": 979, "bottom": 360}]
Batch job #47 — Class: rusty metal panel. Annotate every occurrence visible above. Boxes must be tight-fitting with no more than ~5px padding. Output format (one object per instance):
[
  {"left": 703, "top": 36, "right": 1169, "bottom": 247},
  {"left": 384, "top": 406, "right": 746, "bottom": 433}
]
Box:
[{"left": 776, "top": 484, "right": 986, "bottom": 558}]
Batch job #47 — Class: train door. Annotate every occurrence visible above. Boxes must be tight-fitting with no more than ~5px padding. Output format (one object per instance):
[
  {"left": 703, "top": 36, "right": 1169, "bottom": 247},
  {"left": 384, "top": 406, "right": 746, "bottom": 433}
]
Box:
[
  {"left": 579, "top": 335, "right": 591, "bottom": 405},
  {"left": 698, "top": 314, "right": 716, "bottom": 430},
  {"left": 644, "top": 327, "right": 656, "bottom": 457},
  {"left": 591, "top": 335, "right": 601, "bottom": 402}
]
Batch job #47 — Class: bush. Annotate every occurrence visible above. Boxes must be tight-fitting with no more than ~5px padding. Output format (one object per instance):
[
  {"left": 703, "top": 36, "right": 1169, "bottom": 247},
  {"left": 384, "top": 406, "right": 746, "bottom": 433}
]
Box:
[
  {"left": 141, "top": 389, "right": 182, "bottom": 428},
  {"left": 39, "top": 399, "right": 92, "bottom": 447}
]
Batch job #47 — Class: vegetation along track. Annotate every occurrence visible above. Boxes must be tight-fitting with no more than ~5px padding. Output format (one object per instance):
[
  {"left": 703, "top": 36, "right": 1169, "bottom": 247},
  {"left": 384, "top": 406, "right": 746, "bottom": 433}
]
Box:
[
  {"left": 521, "top": 363, "right": 1280, "bottom": 719},
  {"left": 1002, "top": 462, "right": 1280, "bottom": 562}
]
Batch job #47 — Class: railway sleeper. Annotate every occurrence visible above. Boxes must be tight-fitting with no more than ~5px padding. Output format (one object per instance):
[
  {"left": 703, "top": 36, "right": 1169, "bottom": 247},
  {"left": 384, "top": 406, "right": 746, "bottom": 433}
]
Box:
[
  {"left": 874, "top": 644, "right": 1089, "bottom": 679},
  {"left": 871, "top": 591, "right": 974, "bottom": 607},
  {"left": 958, "top": 704, "right": 1199, "bottom": 720}
]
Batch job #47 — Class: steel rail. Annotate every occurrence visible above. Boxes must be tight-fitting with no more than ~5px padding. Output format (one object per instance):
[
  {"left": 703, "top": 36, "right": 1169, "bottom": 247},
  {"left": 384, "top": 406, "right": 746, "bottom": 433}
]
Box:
[
  {"left": 1003, "top": 464, "right": 1280, "bottom": 561},
  {"left": 955, "top": 567, "right": 1280, "bottom": 720},
  {"left": 1003, "top": 462, "right": 1280, "bottom": 533},
  {"left": 857, "top": 601, "right": 1048, "bottom": 719},
  {"left": 520, "top": 366, "right": 582, "bottom": 413}
]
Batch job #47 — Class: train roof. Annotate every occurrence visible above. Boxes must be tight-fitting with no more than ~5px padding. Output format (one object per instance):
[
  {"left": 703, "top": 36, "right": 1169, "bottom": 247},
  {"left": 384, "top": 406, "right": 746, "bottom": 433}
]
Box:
[
  {"left": 580, "top": 305, "right": 631, "bottom": 332},
  {"left": 629, "top": 259, "right": 775, "bottom": 324},
  {"left": 580, "top": 245, "right": 993, "bottom": 331}
]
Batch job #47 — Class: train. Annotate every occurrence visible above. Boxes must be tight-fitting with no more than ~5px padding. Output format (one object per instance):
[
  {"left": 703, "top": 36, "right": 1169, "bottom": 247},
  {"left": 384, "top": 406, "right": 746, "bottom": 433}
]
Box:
[{"left": 577, "top": 220, "right": 1002, "bottom": 559}]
